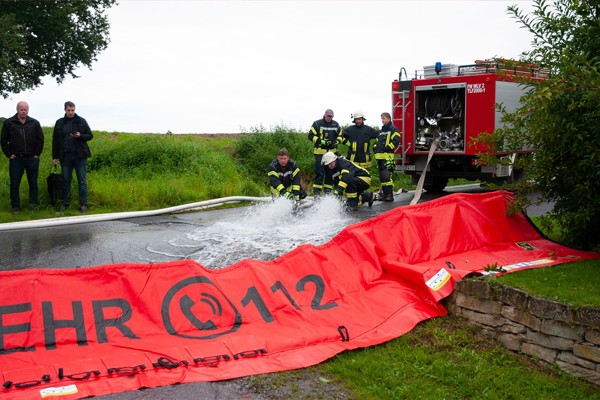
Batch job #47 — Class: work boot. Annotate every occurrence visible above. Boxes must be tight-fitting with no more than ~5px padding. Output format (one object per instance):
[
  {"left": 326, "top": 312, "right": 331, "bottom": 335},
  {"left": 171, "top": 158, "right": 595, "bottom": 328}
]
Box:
[
  {"left": 360, "top": 192, "right": 374, "bottom": 207},
  {"left": 56, "top": 204, "right": 68, "bottom": 213},
  {"left": 381, "top": 187, "right": 394, "bottom": 202}
]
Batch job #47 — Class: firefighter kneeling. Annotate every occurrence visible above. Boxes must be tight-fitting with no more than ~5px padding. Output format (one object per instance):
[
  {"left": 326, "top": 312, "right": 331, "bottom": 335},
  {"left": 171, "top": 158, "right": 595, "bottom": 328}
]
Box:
[
  {"left": 268, "top": 148, "right": 307, "bottom": 201},
  {"left": 321, "top": 152, "right": 374, "bottom": 211}
]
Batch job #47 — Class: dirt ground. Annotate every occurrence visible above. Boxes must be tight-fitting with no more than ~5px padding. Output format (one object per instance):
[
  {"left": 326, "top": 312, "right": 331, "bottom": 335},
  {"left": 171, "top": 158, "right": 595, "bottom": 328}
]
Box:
[{"left": 236, "top": 368, "right": 352, "bottom": 400}]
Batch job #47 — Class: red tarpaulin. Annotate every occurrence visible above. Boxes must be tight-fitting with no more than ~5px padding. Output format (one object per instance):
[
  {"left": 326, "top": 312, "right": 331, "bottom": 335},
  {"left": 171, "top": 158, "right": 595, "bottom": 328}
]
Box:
[{"left": 1, "top": 191, "right": 598, "bottom": 399}]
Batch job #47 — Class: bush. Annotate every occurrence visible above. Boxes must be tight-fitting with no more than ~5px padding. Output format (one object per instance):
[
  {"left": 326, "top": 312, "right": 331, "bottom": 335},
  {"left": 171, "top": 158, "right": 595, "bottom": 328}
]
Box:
[{"left": 234, "top": 124, "right": 314, "bottom": 185}]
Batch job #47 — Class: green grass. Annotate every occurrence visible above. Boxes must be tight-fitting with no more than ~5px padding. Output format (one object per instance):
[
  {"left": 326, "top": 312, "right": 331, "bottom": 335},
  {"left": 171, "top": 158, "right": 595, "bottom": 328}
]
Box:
[
  {"left": 321, "top": 316, "right": 600, "bottom": 400},
  {"left": 245, "top": 315, "right": 600, "bottom": 399},
  {"left": 496, "top": 260, "right": 600, "bottom": 308},
  {"left": 494, "top": 216, "right": 600, "bottom": 308}
]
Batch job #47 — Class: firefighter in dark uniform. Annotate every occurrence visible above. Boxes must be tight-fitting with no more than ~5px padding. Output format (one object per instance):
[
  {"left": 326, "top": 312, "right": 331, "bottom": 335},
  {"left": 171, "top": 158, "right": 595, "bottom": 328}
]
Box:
[
  {"left": 374, "top": 112, "right": 401, "bottom": 202},
  {"left": 340, "top": 110, "right": 379, "bottom": 169},
  {"left": 321, "top": 151, "right": 373, "bottom": 211},
  {"left": 308, "top": 109, "right": 341, "bottom": 197},
  {"left": 267, "top": 148, "right": 306, "bottom": 201}
]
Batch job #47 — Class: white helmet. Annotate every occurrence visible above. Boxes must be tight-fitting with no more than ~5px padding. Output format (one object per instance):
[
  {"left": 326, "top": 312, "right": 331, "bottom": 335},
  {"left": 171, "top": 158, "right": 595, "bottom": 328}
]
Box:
[
  {"left": 321, "top": 151, "right": 337, "bottom": 165},
  {"left": 352, "top": 110, "right": 366, "bottom": 120}
]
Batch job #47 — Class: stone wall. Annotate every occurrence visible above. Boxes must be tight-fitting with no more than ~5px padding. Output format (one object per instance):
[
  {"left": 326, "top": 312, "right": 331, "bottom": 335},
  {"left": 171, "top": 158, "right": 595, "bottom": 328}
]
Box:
[{"left": 443, "top": 279, "right": 600, "bottom": 386}]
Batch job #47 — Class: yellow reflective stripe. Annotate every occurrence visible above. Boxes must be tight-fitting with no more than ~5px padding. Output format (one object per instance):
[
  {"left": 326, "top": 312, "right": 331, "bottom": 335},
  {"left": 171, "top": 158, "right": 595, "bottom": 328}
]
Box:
[
  {"left": 338, "top": 181, "right": 348, "bottom": 189},
  {"left": 267, "top": 171, "right": 279, "bottom": 177},
  {"left": 359, "top": 176, "right": 371, "bottom": 185}
]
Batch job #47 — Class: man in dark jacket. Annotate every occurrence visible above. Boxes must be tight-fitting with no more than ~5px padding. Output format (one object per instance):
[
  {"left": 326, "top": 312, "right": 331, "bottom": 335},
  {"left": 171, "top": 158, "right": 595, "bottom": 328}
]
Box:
[
  {"left": 267, "top": 148, "right": 306, "bottom": 201},
  {"left": 1, "top": 101, "right": 45, "bottom": 213},
  {"left": 340, "top": 110, "right": 378, "bottom": 169},
  {"left": 308, "top": 109, "right": 341, "bottom": 197},
  {"left": 374, "top": 112, "right": 401, "bottom": 202},
  {"left": 52, "top": 101, "right": 93, "bottom": 213},
  {"left": 321, "top": 151, "right": 373, "bottom": 211}
]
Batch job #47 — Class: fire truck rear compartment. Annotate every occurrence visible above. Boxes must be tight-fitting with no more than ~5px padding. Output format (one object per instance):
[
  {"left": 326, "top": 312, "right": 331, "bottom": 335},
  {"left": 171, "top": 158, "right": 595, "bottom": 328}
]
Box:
[{"left": 415, "top": 86, "right": 466, "bottom": 153}]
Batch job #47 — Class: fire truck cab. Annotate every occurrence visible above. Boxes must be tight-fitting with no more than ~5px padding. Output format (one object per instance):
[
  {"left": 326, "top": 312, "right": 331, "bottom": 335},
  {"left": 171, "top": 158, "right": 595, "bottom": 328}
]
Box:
[{"left": 392, "top": 60, "right": 545, "bottom": 192}]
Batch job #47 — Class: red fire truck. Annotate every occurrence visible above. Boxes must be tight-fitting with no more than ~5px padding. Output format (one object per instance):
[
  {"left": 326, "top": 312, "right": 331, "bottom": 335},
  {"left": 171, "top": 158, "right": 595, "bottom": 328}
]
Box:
[{"left": 391, "top": 60, "right": 546, "bottom": 192}]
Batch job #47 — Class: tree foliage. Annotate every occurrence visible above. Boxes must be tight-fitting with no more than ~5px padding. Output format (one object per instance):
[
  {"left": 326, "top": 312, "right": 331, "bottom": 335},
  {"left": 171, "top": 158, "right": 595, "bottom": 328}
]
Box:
[
  {"left": 0, "top": 0, "right": 117, "bottom": 98},
  {"left": 477, "top": 0, "right": 600, "bottom": 249}
]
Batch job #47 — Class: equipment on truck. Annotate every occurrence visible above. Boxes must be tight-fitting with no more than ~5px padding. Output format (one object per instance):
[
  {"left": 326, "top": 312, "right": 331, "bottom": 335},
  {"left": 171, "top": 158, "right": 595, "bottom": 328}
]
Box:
[{"left": 391, "top": 59, "right": 547, "bottom": 192}]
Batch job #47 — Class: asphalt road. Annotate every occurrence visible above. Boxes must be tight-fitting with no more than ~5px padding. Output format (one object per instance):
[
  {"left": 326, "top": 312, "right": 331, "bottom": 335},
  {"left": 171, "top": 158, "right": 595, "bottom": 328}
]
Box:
[{"left": 0, "top": 185, "right": 551, "bottom": 399}]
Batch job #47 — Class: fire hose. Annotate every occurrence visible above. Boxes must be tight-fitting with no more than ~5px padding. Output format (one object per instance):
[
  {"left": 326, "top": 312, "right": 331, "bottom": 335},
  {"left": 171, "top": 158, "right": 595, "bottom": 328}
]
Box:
[
  {"left": 0, "top": 196, "right": 272, "bottom": 232},
  {"left": 410, "top": 139, "right": 439, "bottom": 205}
]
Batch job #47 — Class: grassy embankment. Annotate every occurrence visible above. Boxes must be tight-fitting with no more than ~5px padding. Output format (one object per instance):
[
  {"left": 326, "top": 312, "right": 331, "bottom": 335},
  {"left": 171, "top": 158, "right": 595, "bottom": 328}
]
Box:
[{"left": 1, "top": 127, "right": 598, "bottom": 398}]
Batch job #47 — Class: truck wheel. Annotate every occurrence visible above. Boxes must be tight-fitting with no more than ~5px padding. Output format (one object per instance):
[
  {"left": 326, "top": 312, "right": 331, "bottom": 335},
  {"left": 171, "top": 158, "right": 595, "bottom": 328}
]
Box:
[
  {"left": 511, "top": 168, "right": 524, "bottom": 183},
  {"left": 424, "top": 177, "right": 448, "bottom": 193}
]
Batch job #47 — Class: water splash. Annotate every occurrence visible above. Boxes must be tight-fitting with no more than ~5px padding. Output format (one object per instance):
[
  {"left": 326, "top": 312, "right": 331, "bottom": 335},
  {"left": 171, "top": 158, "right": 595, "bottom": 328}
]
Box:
[{"left": 146, "top": 197, "right": 356, "bottom": 269}]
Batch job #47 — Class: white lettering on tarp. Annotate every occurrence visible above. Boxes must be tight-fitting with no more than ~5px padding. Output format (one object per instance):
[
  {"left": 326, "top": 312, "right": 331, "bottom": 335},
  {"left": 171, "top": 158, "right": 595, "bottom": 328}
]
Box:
[
  {"left": 40, "top": 384, "right": 78, "bottom": 398},
  {"left": 466, "top": 83, "right": 486, "bottom": 94}
]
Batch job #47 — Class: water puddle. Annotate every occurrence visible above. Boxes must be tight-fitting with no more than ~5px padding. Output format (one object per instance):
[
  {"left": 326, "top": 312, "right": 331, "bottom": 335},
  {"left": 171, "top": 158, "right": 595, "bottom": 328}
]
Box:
[{"left": 145, "top": 197, "right": 356, "bottom": 269}]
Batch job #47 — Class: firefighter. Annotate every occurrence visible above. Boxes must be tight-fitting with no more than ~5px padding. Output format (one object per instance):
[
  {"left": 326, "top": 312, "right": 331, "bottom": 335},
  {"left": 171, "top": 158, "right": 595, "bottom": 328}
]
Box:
[
  {"left": 374, "top": 112, "right": 401, "bottom": 202},
  {"left": 340, "top": 110, "right": 378, "bottom": 169},
  {"left": 321, "top": 151, "right": 373, "bottom": 211},
  {"left": 308, "top": 109, "right": 341, "bottom": 198},
  {"left": 267, "top": 148, "right": 306, "bottom": 201}
]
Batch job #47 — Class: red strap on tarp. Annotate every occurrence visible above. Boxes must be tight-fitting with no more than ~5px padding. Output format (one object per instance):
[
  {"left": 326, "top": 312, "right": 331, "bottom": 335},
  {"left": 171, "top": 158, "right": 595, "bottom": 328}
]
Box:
[{"left": 0, "top": 191, "right": 597, "bottom": 399}]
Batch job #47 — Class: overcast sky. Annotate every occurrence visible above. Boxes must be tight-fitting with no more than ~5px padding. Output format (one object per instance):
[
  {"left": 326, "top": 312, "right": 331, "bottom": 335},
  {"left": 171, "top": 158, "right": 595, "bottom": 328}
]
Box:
[{"left": 0, "top": 0, "right": 534, "bottom": 134}]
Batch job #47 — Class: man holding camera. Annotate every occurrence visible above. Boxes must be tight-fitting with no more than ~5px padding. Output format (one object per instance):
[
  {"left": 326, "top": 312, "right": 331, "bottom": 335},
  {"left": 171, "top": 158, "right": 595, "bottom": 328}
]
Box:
[{"left": 52, "top": 101, "right": 93, "bottom": 213}]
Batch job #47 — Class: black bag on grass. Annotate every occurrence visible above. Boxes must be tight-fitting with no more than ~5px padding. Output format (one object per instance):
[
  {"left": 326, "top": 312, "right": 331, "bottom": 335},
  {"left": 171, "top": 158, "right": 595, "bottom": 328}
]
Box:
[{"left": 47, "top": 166, "right": 64, "bottom": 205}]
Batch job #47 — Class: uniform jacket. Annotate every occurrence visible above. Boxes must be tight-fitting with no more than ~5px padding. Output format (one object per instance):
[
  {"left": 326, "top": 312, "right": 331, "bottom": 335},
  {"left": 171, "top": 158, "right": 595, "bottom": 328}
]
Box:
[
  {"left": 328, "top": 156, "right": 371, "bottom": 192},
  {"left": 341, "top": 124, "right": 378, "bottom": 165},
  {"left": 308, "top": 118, "right": 341, "bottom": 155},
  {"left": 267, "top": 157, "right": 302, "bottom": 196},
  {"left": 374, "top": 122, "right": 401, "bottom": 160},
  {"left": 1, "top": 114, "right": 44, "bottom": 157},
  {"left": 52, "top": 113, "right": 93, "bottom": 160}
]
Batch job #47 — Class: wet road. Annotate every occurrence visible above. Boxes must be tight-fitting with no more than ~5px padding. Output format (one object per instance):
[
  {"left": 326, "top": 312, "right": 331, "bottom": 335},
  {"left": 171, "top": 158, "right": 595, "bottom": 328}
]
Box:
[{"left": 0, "top": 185, "right": 550, "bottom": 398}]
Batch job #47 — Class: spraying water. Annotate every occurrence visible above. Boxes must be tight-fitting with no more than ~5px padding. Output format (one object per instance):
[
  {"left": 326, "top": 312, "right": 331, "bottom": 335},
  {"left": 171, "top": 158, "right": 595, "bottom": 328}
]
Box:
[{"left": 145, "top": 196, "right": 356, "bottom": 269}]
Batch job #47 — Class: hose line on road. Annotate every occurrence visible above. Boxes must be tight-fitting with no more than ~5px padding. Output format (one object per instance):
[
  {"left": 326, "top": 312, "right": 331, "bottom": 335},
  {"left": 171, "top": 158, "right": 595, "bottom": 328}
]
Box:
[{"left": 0, "top": 196, "right": 273, "bottom": 232}]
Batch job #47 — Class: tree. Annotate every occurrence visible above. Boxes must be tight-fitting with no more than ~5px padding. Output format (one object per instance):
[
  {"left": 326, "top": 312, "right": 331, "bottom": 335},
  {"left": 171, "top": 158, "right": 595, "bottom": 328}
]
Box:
[
  {"left": 475, "top": 0, "right": 600, "bottom": 249},
  {"left": 0, "top": 0, "right": 117, "bottom": 98}
]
